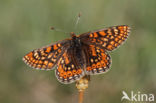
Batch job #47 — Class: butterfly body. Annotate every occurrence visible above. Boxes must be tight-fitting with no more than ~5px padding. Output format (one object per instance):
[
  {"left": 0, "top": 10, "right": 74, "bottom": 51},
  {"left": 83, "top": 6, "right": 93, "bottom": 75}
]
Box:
[{"left": 23, "top": 25, "right": 130, "bottom": 84}]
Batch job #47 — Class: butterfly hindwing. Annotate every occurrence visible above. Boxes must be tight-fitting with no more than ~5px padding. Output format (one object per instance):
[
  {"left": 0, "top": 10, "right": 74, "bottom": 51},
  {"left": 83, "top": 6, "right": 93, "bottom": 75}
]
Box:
[
  {"left": 55, "top": 49, "right": 85, "bottom": 84},
  {"left": 84, "top": 45, "right": 111, "bottom": 75}
]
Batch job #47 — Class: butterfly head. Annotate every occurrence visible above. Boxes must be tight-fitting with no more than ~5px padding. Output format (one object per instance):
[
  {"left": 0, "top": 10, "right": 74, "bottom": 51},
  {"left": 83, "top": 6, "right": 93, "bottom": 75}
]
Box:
[
  {"left": 70, "top": 32, "right": 81, "bottom": 47},
  {"left": 70, "top": 32, "right": 76, "bottom": 37}
]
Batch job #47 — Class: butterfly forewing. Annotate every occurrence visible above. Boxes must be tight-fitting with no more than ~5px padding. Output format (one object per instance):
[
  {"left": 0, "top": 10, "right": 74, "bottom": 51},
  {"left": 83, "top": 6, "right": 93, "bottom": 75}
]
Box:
[
  {"left": 80, "top": 25, "right": 130, "bottom": 51},
  {"left": 23, "top": 40, "right": 70, "bottom": 70}
]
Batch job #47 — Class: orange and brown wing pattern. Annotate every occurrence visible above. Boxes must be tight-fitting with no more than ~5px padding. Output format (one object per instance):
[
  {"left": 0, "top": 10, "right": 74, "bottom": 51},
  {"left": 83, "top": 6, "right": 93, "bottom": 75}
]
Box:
[
  {"left": 55, "top": 50, "right": 84, "bottom": 84},
  {"left": 84, "top": 45, "right": 111, "bottom": 75},
  {"left": 81, "top": 25, "right": 130, "bottom": 51},
  {"left": 23, "top": 41, "right": 69, "bottom": 70}
]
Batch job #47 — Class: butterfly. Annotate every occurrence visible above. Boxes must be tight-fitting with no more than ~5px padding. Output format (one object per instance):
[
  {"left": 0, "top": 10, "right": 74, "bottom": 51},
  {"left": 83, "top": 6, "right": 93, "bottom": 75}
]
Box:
[{"left": 23, "top": 25, "right": 130, "bottom": 84}]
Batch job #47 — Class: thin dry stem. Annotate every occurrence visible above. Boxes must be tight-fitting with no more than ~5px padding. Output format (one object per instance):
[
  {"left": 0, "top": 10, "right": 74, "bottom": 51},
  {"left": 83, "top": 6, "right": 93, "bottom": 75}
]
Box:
[
  {"left": 76, "top": 75, "right": 90, "bottom": 103},
  {"left": 78, "top": 90, "right": 84, "bottom": 103}
]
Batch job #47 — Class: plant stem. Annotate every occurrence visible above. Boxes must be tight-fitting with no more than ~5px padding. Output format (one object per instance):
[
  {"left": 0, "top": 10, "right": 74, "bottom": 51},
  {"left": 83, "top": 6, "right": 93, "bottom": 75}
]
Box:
[
  {"left": 78, "top": 90, "right": 84, "bottom": 103},
  {"left": 76, "top": 75, "right": 90, "bottom": 103}
]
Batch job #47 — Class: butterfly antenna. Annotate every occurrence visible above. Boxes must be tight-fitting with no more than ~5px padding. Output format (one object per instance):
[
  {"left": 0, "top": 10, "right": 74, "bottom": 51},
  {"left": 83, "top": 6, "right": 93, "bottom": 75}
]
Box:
[
  {"left": 74, "top": 12, "right": 82, "bottom": 31},
  {"left": 50, "top": 26, "right": 69, "bottom": 34}
]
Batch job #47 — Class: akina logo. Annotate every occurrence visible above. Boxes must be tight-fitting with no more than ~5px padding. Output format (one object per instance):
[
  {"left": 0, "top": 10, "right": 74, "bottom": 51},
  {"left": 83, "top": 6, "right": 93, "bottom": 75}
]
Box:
[{"left": 121, "top": 91, "right": 155, "bottom": 102}]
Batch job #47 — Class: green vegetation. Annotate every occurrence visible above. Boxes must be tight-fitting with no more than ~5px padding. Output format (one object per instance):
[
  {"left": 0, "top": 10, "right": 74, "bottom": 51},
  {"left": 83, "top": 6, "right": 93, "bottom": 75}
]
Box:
[{"left": 0, "top": 0, "right": 156, "bottom": 103}]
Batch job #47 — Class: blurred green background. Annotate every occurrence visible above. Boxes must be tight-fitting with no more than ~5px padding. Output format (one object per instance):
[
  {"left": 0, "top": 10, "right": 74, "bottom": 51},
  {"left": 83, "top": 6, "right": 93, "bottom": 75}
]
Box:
[{"left": 0, "top": 0, "right": 156, "bottom": 103}]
